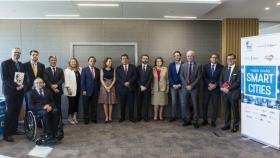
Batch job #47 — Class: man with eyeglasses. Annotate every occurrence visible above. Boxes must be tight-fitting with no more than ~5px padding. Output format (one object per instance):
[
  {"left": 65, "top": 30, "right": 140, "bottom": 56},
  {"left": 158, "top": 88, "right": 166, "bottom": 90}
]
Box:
[
  {"left": 1, "top": 48, "right": 25, "bottom": 142},
  {"left": 220, "top": 53, "right": 241, "bottom": 133},
  {"left": 202, "top": 53, "right": 223, "bottom": 127}
]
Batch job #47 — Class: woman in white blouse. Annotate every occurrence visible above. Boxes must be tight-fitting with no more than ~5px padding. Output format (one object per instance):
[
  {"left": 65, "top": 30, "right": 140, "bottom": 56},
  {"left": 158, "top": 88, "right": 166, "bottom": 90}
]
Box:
[{"left": 64, "top": 57, "right": 81, "bottom": 125}]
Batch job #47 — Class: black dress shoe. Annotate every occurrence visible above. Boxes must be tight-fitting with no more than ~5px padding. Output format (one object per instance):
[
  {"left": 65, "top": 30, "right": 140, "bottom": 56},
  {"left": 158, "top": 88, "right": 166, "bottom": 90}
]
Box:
[
  {"left": 182, "top": 121, "right": 191, "bottom": 126},
  {"left": 211, "top": 122, "right": 216, "bottom": 127},
  {"left": 193, "top": 123, "right": 199, "bottom": 128},
  {"left": 129, "top": 119, "right": 136, "bottom": 123},
  {"left": 169, "top": 118, "right": 176, "bottom": 122},
  {"left": 143, "top": 118, "right": 149, "bottom": 122},
  {"left": 201, "top": 120, "right": 209, "bottom": 126},
  {"left": 14, "top": 130, "right": 25, "bottom": 135},
  {"left": 91, "top": 120, "right": 98, "bottom": 123},
  {"left": 119, "top": 118, "right": 125, "bottom": 122},
  {"left": 231, "top": 128, "right": 239, "bottom": 133},
  {"left": 4, "top": 136, "right": 15, "bottom": 142},
  {"left": 105, "top": 120, "right": 109, "bottom": 123},
  {"left": 84, "top": 119, "right": 90, "bottom": 124},
  {"left": 221, "top": 126, "right": 230, "bottom": 131}
]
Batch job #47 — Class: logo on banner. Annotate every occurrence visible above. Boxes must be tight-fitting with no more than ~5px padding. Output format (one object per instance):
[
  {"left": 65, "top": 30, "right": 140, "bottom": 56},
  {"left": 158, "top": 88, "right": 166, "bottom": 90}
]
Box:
[{"left": 245, "top": 66, "right": 277, "bottom": 99}]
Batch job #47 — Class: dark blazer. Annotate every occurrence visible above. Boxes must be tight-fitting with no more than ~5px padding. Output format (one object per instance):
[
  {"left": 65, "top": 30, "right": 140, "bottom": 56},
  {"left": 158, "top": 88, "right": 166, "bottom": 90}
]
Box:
[
  {"left": 116, "top": 64, "right": 137, "bottom": 91},
  {"left": 81, "top": 66, "right": 100, "bottom": 96},
  {"left": 24, "top": 61, "right": 45, "bottom": 92},
  {"left": 168, "top": 61, "right": 184, "bottom": 87},
  {"left": 1, "top": 59, "right": 25, "bottom": 95},
  {"left": 203, "top": 63, "right": 224, "bottom": 93},
  {"left": 136, "top": 64, "right": 152, "bottom": 90},
  {"left": 180, "top": 62, "right": 202, "bottom": 89},
  {"left": 219, "top": 65, "right": 241, "bottom": 100},
  {"left": 27, "top": 88, "right": 55, "bottom": 111},
  {"left": 44, "top": 67, "right": 64, "bottom": 95}
]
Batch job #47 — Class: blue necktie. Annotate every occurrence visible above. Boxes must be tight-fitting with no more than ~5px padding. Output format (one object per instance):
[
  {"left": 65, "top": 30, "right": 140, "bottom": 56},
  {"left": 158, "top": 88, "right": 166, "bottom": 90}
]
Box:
[
  {"left": 15, "top": 62, "right": 20, "bottom": 72},
  {"left": 211, "top": 65, "right": 215, "bottom": 76}
]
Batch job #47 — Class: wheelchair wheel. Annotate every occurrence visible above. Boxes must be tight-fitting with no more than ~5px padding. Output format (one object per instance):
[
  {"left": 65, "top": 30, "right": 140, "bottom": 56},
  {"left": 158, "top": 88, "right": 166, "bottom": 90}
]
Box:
[{"left": 24, "top": 111, "right": 37, "bottom": 141}]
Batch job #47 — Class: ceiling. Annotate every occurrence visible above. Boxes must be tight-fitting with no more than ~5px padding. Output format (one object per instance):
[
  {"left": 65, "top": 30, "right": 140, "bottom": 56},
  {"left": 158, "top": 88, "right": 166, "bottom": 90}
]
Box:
[{"left": 0, "top": 0, "right": 279, "bottom": 21}]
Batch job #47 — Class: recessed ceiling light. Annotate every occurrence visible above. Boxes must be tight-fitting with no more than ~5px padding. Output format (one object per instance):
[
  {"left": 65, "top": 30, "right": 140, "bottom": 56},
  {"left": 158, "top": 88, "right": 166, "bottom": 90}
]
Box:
[
  {"left": 164, "top": 15, "right": 197, "bottom": 19},
  {"left": 77, "top": 3, "right": 119, "bottom": 7},
  {"left": 45, "top": 14, "right": 80, "bottom": 17},
  {"left": 265, "top": 7, "right": 270, "bottom": 10},
  {"left": 277, "top": 2, "right": 280, "bottom": 6}
]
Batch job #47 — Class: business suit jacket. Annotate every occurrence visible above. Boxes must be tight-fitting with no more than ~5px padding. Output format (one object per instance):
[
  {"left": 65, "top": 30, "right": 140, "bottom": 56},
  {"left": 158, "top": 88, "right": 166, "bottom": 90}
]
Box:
[
  {"left": 180, "top": 62, "right": 202, "bottom": 90},
  {"left": 203, "top": 63, "right": 224, "bottom": 94},
  {"left": 44, "top": 67, "right": 64, "bottom": 95},
  {"left": 81, "top": 66, "right": 100, "bottom": 96},
  {"left": 151, "top": 66, "right": 169, "bottom": 92},
  {"left": 168, "top": 61, "right": 184, "bottom": 87},
  {"left": 219, "top": 65, "right": 241, "bottom": 100},
  {"left": 1, "top": 59, "right": 25, "bottom": 95},
  {"left": 64, "top": 67, "right": 82, "bottom": 96},
  {"left": 116, "top": 64, "right": 137, "bottom": 91},
  {"left": 27, "top": 88, "right": 55, "bottom": 111},
  {"left": 24, "top": 61, "right": 45, "bottom": 92},
  {"left": 136, "top": 64, "right": 152, "bottom": 90}
]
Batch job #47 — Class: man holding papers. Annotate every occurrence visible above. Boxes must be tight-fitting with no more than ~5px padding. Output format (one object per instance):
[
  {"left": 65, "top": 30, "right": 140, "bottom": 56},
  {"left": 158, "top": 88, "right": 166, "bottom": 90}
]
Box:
[{"left": 1, "top": 48, "right": 25, "bottom": 142}]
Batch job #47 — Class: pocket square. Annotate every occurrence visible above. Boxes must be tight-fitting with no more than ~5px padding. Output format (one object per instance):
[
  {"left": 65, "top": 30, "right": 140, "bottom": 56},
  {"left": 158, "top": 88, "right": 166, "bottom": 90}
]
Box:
[{"left": 232, "top": 74, "right": 237, "bottom": 76}]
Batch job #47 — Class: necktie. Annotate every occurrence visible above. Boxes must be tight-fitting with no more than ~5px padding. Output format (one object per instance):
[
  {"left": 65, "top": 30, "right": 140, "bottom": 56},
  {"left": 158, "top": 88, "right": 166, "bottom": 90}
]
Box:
[
  {"left": 91, "top": 67, "right": 95, "bottom": 79},
  {"left": 143, "top": 65, "right": 146, "bottom": 72},
  {"left": 211, "top": 64, "right": 215, "bottom": 76},
  {"left": 188, "top": 63, "right": 192, "bottom": 83},
  {"left": 39, "top": 89, "right": 43, "bottom": 96},
  {"left": 15, "top": 62, "right": 20, "bottom": 72},
  {"left": 33, "top": 63, "right": 37, "bottom": 77},
  {"left": 52, "top": 67, "right": 56, "bottom": 76},
  {"left": 124, "top": 65, "right": 128, "bottom": 76},
  {"left": 227, "top": 66, "right": 232, "bottom": 82}
]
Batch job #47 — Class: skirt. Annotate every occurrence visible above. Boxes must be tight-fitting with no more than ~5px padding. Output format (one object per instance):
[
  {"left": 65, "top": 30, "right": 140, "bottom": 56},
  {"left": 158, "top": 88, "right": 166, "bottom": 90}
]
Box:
[
  {"left": 98, "top": 79, "right": 117, "bottom": 105},
  {"left": 151, "top": 91, "right": 168, "bottom": 106}
]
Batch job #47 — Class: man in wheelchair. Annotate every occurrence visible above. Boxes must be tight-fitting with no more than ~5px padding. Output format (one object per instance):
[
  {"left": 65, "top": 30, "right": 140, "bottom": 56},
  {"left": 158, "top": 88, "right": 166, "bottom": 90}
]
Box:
[{"left": 27, "top": 77, "right": 63, "bottom": 143}]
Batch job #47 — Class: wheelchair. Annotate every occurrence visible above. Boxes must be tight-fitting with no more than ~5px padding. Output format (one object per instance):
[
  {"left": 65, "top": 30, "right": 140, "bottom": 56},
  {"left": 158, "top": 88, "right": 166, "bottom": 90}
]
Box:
[{"left": 24, "top": 110, "right": 64, "bottom": 145}]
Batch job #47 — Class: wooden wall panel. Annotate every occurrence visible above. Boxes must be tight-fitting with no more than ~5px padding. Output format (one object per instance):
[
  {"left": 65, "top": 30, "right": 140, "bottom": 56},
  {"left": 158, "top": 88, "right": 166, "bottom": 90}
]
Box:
[{"left": 222, "top": 18, "right": 259, "bottom": 65}]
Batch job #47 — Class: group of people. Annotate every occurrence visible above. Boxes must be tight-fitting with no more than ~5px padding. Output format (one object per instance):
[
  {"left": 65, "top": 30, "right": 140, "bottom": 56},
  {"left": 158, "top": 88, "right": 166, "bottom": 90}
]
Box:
[{"left": 1, "top": 47, "right": 241, "bottom": 143}]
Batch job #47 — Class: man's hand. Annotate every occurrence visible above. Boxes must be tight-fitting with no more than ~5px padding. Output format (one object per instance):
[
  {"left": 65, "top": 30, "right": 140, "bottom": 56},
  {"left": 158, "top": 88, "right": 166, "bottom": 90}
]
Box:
[
  {"left": 124, "top": 82, "right": 130, "bottom": 87},
  {"left": 208, "top": 83, "right": 217, "bottom": 91},
  {"left": 186, "top": 85, "right": 192, "bottom": 91},
  {"left": 51, "top": 84, "right": 58, "bottom": 89},
  {"left": 140, "top": 86, "right": 147, "bottom": 92},
  {"left": 54, "top": 89, "right": 60, "bottom": 93},
  {"left": 220, "top": 87, "right": 229, "bottom": 94},
  {"left": 16, "top": 84, "right": 24, "bottom": 91},
  {"left": 82, "top": 91, "right": 87, "bottom": 96}
]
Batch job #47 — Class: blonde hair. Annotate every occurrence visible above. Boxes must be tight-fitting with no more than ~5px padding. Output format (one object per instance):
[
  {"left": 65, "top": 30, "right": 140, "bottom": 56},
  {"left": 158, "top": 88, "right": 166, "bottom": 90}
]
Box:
[{"left": 68, "top": 57, "right": 80, "bottom": 71}]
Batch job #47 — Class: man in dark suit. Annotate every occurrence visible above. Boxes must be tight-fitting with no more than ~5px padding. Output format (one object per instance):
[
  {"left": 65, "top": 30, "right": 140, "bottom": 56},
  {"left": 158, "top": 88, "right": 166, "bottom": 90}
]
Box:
[
  {"left": 28, "top": 78, "right": 60, "bottom": 139},
  {"left": 168, "top": 51, "right": 185, "bottom": 123},
  {"left": 81, "top": 56, "right": 100, "bottom": 124},
  {"left": 220, "top": 53, "right": 241, "bottom": 133},
  {"left": 136, "top": 54, "right": 152, "bottom": 122},
  {"left": 180, "top": 50, "right": 202, "bottom": 128},
  {"left": 1, "top": 48, "right": 25, "bottom": 142},
  {"left": 43, "top": 56, "right": 64, "bottom": 116},
  {"left": 202, "top": 53, "right": 223, "bottom": 127},
  {"left": 116, "top": 54, "right": 137, "bottom": 123},
  {"left": 24, "top": 50, "right": 45, "bottom": 111}
]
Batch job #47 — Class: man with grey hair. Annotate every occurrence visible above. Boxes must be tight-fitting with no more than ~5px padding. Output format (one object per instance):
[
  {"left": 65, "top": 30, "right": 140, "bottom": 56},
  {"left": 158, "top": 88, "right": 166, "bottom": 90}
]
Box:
[
  {"left": 180, "top": 50, "right": 202, "bottom": 128},
  {"left": 1, "top": 48, "right": 25, "bottom": 142}
]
